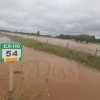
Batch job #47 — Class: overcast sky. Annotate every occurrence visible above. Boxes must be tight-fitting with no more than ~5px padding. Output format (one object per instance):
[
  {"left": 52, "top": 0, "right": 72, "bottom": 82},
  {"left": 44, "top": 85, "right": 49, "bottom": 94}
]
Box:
[{"left": 0, "top": 0, "right": 100, "bottom": 37}]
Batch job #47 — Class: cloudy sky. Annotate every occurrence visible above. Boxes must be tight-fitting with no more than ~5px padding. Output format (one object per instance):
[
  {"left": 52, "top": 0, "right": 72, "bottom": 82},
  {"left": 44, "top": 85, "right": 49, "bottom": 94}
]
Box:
[{"left": 0, "top": 0, "right": 100, "bottom": 37}]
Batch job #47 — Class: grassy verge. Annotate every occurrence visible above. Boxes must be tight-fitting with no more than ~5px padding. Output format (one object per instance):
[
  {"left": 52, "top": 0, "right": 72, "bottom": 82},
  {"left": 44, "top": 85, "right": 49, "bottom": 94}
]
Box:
[{"left": 1, "top": 33, "right": 100, "bottom": 70}]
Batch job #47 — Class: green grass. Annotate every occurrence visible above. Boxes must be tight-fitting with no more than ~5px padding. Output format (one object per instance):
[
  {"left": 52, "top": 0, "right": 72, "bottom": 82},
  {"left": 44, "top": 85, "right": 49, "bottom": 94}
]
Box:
[{"left": 1, "top": 33, "right": 100, "bottom": 70}]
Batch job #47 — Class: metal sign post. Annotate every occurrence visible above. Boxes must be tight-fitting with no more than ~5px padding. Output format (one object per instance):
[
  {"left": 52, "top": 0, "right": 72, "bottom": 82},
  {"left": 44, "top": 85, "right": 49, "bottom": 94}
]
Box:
[{"left": 9, "top": 63, "right": 14, "bottom": 91}]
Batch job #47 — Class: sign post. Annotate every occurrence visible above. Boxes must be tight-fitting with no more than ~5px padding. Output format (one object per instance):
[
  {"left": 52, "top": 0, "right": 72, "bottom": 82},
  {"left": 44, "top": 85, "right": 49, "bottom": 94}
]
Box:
[
  {"left": 9, "top": 63, "right": 14, "bottom": 91},
  {"left": 0, "top": 43, "right": 23, "bottom": 92}
]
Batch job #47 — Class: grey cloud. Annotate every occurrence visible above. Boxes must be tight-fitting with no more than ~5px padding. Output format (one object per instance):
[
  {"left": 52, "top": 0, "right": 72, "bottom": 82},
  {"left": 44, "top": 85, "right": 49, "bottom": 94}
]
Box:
[{"left": 0, "top": 0, "right": 100, "bottom": 37}]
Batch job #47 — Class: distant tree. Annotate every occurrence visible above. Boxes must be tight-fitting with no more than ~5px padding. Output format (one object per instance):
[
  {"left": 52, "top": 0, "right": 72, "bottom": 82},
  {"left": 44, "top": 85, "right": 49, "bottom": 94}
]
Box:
[
  {"left": 65, "top": 34, "right": 72, "bottom": 39},
  {"left": 79, "top": 35, "right": 84, "bottom": 43},
  {"left": 90, "top": 36, "right": 95, "bottom": 42},
  {"left": 75, "top": 35, "right": 80, "bottom": 41},
  {"left": 46, "top": 35, "right": 52, "bottom": 37},
  {"left": 75, "top": 34, "right": 90, "bottom": 43},
  {"left": 56, "top": 34, "right": 100, "bottom": 43},
  {"left": 96, "top": 39, "right": 100, "bottom": 43},
  {"left": 37, "top": 31, "right": 40, "bottom": 35},
  {"left": 83, "top": 34, "right": 90, "bottom": 43},
  {"left": 56, "top": 34, "right": 64, "bottom": 39}
]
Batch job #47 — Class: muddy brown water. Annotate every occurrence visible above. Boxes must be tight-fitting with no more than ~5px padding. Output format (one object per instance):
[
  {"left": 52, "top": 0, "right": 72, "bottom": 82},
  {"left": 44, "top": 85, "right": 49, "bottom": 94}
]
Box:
[
  {"left": 0, "top": 37, "right": 100, "bottom": 100},
  {"left": 5, "top": 32, "right": 100, "bottom": 56}
]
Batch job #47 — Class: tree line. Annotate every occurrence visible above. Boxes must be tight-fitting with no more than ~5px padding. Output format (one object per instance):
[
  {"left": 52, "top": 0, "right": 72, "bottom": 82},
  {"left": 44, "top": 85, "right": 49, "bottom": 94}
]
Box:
[
  {"left": 56, "top": 34, "right": 100, "bottom": 43},
  {"left": 0, "top": 29, "right": 100, "bottom": 43}
]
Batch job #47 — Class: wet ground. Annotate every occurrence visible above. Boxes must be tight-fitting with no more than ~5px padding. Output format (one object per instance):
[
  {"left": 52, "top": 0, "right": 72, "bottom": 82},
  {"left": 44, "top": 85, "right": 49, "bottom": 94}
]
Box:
[{"left": 0, "top": 37, "right": 100, "bottom": 100}]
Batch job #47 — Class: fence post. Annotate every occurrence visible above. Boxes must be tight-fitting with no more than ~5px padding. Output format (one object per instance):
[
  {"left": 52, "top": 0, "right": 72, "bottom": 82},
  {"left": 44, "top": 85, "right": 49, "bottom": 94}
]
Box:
[
  {"left": 95, "top": 48, "right": 98, "bottom": 55},
  {"left": 67, "top": 41, "right": 69, "bottom": 48}
]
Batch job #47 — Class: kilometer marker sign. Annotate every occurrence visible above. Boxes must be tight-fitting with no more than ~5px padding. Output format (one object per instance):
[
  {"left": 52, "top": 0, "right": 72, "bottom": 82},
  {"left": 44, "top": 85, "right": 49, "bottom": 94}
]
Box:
[
  {"left": 0, "top": 43, "right": 22, "bottom": 62},
  {"left": 0, "top": 43, "right": 23, "bottom": 92}
]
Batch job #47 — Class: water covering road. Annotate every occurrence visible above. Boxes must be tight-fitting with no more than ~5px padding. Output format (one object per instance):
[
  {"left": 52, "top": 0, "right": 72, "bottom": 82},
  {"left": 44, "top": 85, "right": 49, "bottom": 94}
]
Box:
[
  {"left": 0, "top": 36, "right": 100, "bottom": 100},
  {"left": 3, "top": 32, "right": 100, "bottom": 56}
]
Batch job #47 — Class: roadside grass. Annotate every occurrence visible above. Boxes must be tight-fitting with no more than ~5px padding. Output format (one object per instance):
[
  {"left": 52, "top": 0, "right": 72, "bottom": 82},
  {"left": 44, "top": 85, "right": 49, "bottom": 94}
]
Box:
[{"left": 1, "top": 33, "right": 100, "bottom": 70}]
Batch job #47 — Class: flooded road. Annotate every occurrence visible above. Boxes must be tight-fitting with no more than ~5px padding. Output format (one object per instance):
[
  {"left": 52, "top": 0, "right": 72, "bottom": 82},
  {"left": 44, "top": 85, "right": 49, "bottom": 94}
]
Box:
[
  {"left": 4, "top": 32, "right": 100, "bottom": 56},
  {"left": 0, "top": 37, "right": 100, "bottom": 100}
]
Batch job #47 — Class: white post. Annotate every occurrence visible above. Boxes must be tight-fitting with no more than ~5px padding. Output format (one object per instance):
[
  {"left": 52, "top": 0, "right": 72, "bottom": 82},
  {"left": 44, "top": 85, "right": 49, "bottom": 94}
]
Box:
[{"left": 9, "top": 63, "right": 14, "bottom": 92}]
